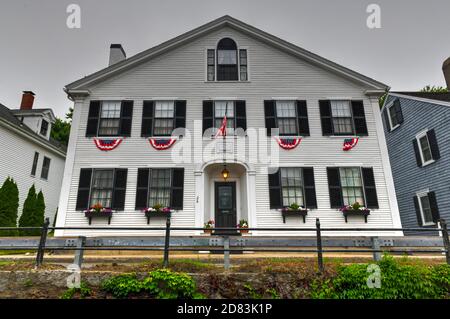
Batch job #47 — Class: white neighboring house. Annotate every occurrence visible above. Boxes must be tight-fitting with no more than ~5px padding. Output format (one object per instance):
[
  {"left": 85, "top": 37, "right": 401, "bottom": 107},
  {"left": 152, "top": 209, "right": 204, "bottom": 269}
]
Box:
[
  {"left": 56, "top": 16, "right": 402, "bottom": 237},
  {"left": 0, "top": 91, "right": 66, "bottom": 225}
]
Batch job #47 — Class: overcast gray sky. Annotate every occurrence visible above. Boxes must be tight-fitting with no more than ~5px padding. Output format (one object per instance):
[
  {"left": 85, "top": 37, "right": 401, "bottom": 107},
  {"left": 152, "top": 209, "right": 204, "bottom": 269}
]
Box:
[{"left": 1, "top": 0, "right": 449, "bottom": 117}]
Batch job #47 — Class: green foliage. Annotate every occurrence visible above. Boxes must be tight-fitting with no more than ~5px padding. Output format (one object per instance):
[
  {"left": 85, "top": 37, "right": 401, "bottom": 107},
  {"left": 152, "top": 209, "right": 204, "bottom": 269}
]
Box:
[
  {"left": 0, "top": 177, "right": 19, "bottom": 236},
  {"left": 101, "top": 269, "right": 204, "bottom": 299},
  {"left": 60, "top": 282, "right": 91, "bottom": 299},
  {"left": 101, "top": 273, "right": 143, "bottom": 298},
  {"left": 50, "top": 118, "right": 71, "bottom": 146},
  {"left": 421, "top": 85, "right": 449, "bottom": 93},
  {"left": 50, "top": 108, "right": 73, "bottom": 146},
  {"left": 18, "top": 185, "right": 40, "bottom": 236},
  {"left": 311, "top": 255, "right": 450, "bottom": 299}
]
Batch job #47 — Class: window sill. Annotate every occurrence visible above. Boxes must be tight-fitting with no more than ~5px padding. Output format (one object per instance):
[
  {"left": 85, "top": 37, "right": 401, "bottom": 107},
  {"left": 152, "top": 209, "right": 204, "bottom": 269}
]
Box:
[
  {"left": 390, "top": 124, "right": 400, "bottom": 132},
  {"left": 422, "top": 222, "right": 437, "bottom": 227},
  {"left": 204, "top": 80, "right": 251, "bottom": 83},
  {"left": 421, "top": 159, "right": 435, "bottom": 167},
  {"left": 327, "top": 135, "right": 359, "bottom": 138}
]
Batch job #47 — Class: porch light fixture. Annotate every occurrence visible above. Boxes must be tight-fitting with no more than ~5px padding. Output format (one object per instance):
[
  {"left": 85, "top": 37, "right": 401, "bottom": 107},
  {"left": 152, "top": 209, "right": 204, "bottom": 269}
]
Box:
[{"left": 221, "top": 165, "right": 230, "bottom": 181}]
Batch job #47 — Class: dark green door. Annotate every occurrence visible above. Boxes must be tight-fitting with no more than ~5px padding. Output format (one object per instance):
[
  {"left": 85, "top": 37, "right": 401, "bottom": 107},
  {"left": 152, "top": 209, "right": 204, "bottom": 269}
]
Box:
[{"left": 215, "top": 182, "right": 237, "bottom": 233}]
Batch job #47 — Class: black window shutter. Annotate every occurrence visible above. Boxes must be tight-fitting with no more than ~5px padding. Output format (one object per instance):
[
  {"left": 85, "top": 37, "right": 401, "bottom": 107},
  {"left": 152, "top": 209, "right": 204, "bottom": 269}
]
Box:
[
  {"left": 303, "top": 168, "right": 317, "bottom": 209},
  {"left": 428, "top": 191, "right": 440, "bottom": 223},
  {"left": 351, "top": 101, "right": 368, "bottom": 136},
  {"left": 76, "top": 168, "right": 92, "bottom": 210},
  {"left": 203, "top": 101, "right": 214, "bottom": 135},
  {"left": 86, "top": 101, "right": 100, "bottom": 137},
  {"left": 362, "top": 167, "right": 379, "bottom": 209},
  {"left": 175, "top": 100, "right": 187, "bottom": 130},
  {"left": 268, "top": 170, "right": 282, "bottom": 209},
  {"left": 112, "top": 169, "right": 127, "bottom": 210},
  {"left": 383, "top": 108, "right": 391, "bottom": 132},
  {"left": 135, "top": 168, "right": 150, "bottom": 210},
  {"left": 413, "top": 196, "right": 423, "bottom": 226},
  {"left": 264, "top": 100, "right": 276, "bottom": 136},
  {"left": 327, "top": 167, "right": 343, "bottom": 208},
  {"left": 394, "top": 100, "right": 404, "bottom": 124},
  {"left": 141, "top": 101, "right": 154, "bottom": 137},
  {"left": 319, "top": 100, "right": 333, "bottom": 136},
  {"left": 235, "top": 100, "right": 247, "bottom": 131},
  {"left": 412, "top": 139, "right": 423, "bottom": 167},
  {"left": 427, "top": 129, "right": 440, "bottom": 161},
  {"left": 296, "top": 100, "right": 309, "bottom": 136},
  {"left": 119, "top": 101, "right": 133, "bottom": 137},
  {"left": 171, "top": 168, "right": 184, "bottom": 210}
]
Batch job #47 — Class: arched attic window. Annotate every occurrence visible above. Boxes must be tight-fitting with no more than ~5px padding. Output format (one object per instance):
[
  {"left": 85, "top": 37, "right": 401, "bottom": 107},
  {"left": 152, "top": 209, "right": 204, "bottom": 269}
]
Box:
[{"left": 217, "top": 38, "right": 238, "bottom": 81}]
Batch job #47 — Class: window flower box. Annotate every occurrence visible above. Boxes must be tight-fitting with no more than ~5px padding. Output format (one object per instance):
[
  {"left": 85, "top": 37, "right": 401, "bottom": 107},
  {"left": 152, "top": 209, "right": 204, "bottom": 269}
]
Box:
[
  {"left": 237, "top": 219, "right": 249, "bottom": 234},
  {"left": 340, "top": 203, "right": 370, "bottom": 223},
  {"left": 280, "top": 204, "right": 308, "bottom": 223},
  {"left": 204, "top": 220, "right": 214, "bottom": 235},
  {"left": 83, "top": 204, "right": 113, "bottom": 225},
  {"left": 143, "top": 206, "right": 172, "bottom": 224}
]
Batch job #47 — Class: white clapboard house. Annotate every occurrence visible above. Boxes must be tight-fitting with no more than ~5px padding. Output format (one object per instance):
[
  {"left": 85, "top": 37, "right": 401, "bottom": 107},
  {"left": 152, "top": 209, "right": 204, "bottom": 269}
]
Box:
[
  {"left": 0, "top": 92, "right": 66, "bottom": 225},
  {"left": 55, "top": 16, "right": 402, "bottom": 237}
]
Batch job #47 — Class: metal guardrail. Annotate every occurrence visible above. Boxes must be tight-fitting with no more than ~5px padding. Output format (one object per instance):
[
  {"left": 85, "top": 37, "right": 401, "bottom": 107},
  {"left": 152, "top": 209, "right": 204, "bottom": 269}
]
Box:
[{"left": 0, "top": 218, "right": 449, "bottom": 271}]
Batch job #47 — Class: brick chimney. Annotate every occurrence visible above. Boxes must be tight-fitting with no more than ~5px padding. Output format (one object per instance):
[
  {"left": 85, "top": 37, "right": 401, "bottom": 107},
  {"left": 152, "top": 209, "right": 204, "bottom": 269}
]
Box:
[
  {"left": 443, "top": 57, "right": 450, "bottom": 89},
  {"left": 20, "top": 91, "right": 35, "bottom": 110},
  {"left": 109, "top": 44, "right": 126, "bottom": 66}
]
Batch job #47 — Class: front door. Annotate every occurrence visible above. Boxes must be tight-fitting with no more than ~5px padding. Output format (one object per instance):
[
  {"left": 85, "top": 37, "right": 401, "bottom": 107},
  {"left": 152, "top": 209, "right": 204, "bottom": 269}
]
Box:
[{"left": 215, "top": 182, "right": 237, "bottom": 234}]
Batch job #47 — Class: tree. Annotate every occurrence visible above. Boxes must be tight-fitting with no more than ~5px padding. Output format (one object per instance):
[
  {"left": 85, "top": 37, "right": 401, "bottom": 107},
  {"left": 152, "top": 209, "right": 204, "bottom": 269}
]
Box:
[
  {"left": 35, "top": 191, "right": 46, "bottom": 229},
  {"left": 420, "top": 85, "right": 448, "bottom": 93},
  {"left": 0, "top": 177, "right": 19, "bottom": 236},
  {"left": 18, "top": 185, "right": 39, "bottom": 236},
  {"left": 50, "top": 107, "right": 73, "bottom": 146}
]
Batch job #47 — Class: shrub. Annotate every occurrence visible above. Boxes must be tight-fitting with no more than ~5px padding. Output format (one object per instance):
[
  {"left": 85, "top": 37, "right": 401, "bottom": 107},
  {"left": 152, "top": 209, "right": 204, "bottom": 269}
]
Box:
[
  {"left": 101, "top": 273, "right": 142, "bottom": 298},
  {"left": 60, "top": 282, "right": 92, "bottom": 299},
  {"left": 311, "top": 255, "right": 450, "bottom": 299},
  {"left": 101, "top": 269, "right": 204, "bottom": 299},
  {"left": 18, "top": 185, "right": 45, "bottom": 236},
  {"left": 0, "top": 178, "right": 19, "bottom": 236}
]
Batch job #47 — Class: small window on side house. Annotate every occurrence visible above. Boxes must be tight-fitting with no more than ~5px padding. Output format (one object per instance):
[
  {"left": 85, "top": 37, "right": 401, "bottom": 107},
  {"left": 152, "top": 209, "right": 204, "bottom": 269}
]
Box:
[
  {"left": 417, "top": 192, "right": 434, "bottom": 226},
  {"left": 41, "top": 156, "right": 51, "bottom": 180},
  {"left": 40, "top": 119, "right": 49, "bottom": 136},
  {"left": 388, "top": 100, "right": 403, "bottom": 129},
  {"left": 31, "top": 152, "right": 39, "bottom": 176},
  {"left": 417, "top": 132, "right": 433, "bottom": 166}
]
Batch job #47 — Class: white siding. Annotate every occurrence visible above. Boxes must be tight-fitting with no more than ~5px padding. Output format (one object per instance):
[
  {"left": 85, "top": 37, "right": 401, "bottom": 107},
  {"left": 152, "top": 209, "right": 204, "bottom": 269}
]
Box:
[
  {"left": 0, "top": 125, "right": 65, "bottom": 225},
  {"left": 57, "top": 26, "right": 400, "bottom": 236}
]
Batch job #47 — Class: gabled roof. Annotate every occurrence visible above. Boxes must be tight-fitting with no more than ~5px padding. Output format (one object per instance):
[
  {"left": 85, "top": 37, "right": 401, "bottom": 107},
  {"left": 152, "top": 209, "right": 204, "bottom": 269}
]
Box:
[
  {"left": 10, "top": 108, "right": 57, "bottom": 122},
  {"left": 391, "top": 92, "right": 450, "bottom": 103},
  {"left": 0, "top": 103, "right": 66, "bottom": 156},
  {"left": 65, "top": 15, "right": 388, "bottom": 92}
]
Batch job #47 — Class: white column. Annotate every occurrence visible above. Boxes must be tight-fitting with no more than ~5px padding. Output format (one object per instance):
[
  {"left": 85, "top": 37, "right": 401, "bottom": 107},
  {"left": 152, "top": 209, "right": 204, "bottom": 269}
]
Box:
[
  {"left": 246, "top": 170, "right": 258, "bottom": 235},
  {"left": 55, "top": 95, "right": 86, "bottom": 237},
  {"left": 194, "top": 170, "right": 204, "bottom": 235}
]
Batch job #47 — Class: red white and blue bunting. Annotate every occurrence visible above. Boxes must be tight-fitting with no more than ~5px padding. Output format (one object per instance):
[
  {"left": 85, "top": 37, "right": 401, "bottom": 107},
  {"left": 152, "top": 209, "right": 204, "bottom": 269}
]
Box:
[
  {"left": 274, "top": 137, "right": 302, "bottom": 150},
  {"left": 343, "top": 138, "right": 359, "bottom": 151},
  {"left": 149, "top": 138, "right": 177, "bottom": 150},
  {"left": 94, "top": 138, "right": 123, "bottom": 151}
]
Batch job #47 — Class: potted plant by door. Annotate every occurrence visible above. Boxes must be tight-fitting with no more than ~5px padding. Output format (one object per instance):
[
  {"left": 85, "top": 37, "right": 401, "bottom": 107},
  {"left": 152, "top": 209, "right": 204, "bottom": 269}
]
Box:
[
  {"left": 280, "top": 203, "right": 308, "bottom": 223},
  {"left": 203, "top": 220, "right": 214, "bottom": 234},
  {"left": 237, "top": 219, "right": 249, "bottom": 234},
  {"left": 83, "top": 203, "right": 113, "bottom": 225},
  {"left": 143, "top": 203, "right": 172, "bottom": 224},
  {"left": 340, "top": 202, "right": 371, "bottom": 223}
]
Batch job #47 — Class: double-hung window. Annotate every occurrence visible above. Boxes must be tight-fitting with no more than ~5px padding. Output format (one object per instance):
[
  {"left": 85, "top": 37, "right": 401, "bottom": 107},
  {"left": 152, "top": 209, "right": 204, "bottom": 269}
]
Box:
[
  {"left": 89, "top": 169, "right": 114, "bottom": 208},
  {"left": 98, "top": 101, "right": 121, "bottom": 136},
  {"left": 339, "top": 167, "right": 365, "bottom": 206},
  {"left": 388, "top": 100, "right": 402, "bottom": 129},
  {"left": 40, "top": 119, "right": 49, "bottom": 136},
  {"left": 41, "top": 157, "right": 51, "bottom": 180},
  {"left": 331, "top": 100, "right": 353, "bottom": 135},
  {"left": 148, "top": 169, "right": 172, "bottom": 207},
  {"left": 154, "top": 101, "right": 175, "bottom": 136},
  {"left": 214, "top": 101, "right": 235, "bottom": 133},
  {"left": 239, "top": 49, "right": 248, "bottom": 81},
  {"left": 207, "top": 49, "right": 215, "bottom": 81},
  {"left": 417, "top": 192, "right": 434, "bottom": 226},
  {"left": 416, "top": 131, "right": 434, "bottom": 166},
  {"left": 276, "top": 101, "right": 298, "bottom": 135},
  {"left": 31, "top": 152, "right": 39, "bottom": 176},
  {"left": 280, "top": 168, "right": 304, "bottom": 207}
]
